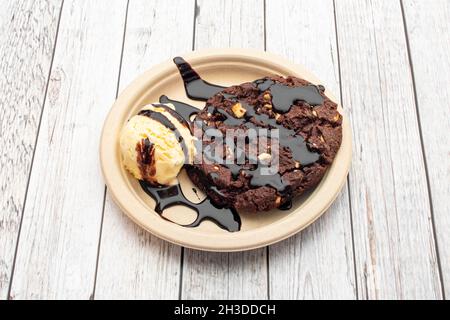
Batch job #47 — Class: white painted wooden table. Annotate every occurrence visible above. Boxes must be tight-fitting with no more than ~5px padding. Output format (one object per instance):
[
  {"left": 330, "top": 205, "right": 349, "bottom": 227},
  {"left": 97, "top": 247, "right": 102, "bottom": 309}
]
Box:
[{"left": 1, "top": 0, "right": 449, "bottom": 300}]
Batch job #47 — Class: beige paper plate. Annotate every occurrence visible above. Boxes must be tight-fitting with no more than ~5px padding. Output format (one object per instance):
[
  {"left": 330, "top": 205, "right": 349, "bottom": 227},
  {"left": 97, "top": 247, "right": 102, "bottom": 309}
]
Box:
[{"left": 100, "top": 48, "right": 352, "bottom": 252}]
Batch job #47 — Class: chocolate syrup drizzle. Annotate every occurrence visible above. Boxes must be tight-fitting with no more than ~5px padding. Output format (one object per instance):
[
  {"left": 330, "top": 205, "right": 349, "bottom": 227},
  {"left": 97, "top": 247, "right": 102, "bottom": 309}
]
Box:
[
  {"left": 159, "top": 95, "right": 199, "bottom": 124},
  {"left": 136, "top": 138, "right": 155, "bottom": 179},
  {"left": 200, "top": 83, "right": 321, "bottom": 197},
  {"left": 138, "top": 56, "right": 325, "bottom": 232},
  {"left": 206, "top": 100, "right": 320, "bottom": 174},
  {"left": 173, "top": 57, "right": 226, "bottom": 100},
  {"left": 140, "top": 182, "right": 241, "bottom": 232},
  {"left": 253, "top": 79, "right": 324, "bottom": 112},
  {"left": 138, "top": 108, "right": 190, "bottom": 162}
]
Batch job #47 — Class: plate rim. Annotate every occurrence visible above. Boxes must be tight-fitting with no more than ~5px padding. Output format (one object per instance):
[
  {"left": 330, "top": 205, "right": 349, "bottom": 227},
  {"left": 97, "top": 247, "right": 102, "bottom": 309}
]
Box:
[{"left": 100, "top": 48, "right": 352, "bottom": 252}]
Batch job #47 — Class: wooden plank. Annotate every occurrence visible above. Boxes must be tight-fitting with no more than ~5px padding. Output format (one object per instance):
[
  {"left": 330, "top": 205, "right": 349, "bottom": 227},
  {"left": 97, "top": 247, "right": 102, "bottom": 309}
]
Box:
[
  {"left": 0, "top": 0, "right": 63, "bottom": 299},
  {"left": 402, "top": 0, "right": 450, "bottom": 297},
  {"left": 335, "top": 0, "right": 442, "bottom": 299},
  {"left": 94, "top": 0, "right": 195, "bottom": 299},
  {"left": 181, "top": 0, "right": 268, "bottom": 300},
  {"left": 265, "top": 0, "right": 356, "bottom": 299},
  {"left": 182, "top": 250, "right": 267, "bottom": 300},
  {"left": 8, "top": 0, "right": 128, "bottom": 299},
  {"left": 194, "top": 0, "right": 264, "bottom": 49}
]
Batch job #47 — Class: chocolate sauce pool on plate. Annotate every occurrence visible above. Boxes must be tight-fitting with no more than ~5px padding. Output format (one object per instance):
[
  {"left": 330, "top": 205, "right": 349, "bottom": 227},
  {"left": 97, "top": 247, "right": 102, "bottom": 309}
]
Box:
[
  {"left": 140, "top": 181, "right": 241, "bottom": 232},
  {"left": 159, "top": 95, "right": 199, "bottom": 124},
  {"left": 138, "top": 56, "right": 326, "bottom": 232},
  {"left": 173, "top": 57, "right": 226, "bottom": 100}
]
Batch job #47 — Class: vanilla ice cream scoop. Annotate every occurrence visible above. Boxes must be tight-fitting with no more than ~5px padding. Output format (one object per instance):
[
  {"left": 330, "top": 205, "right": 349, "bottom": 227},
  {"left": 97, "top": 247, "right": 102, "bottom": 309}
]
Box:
[{"left": 120, "top": 103, "right": 195, "bottom": 186}]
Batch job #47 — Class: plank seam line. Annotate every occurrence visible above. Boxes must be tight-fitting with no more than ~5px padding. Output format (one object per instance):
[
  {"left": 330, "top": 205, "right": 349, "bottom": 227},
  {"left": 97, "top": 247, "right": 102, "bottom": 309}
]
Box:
[
  {"left": 179, "top": 0, "right": 199, "bottom": 299},
  {"left": 263, "top": 0, "right": 270, "bottom": 301},
  {"left": 91, "top": 0, "right": 130, "bottom": 300},
  {"left": 333, "top": 0, "right": 359, "bottom": 300},
  {"left": 263, "top": 0, "right": 267, "bottom": 53},
  {"left": 177, "top": 247, "right": 185, "bottom": 299},
  {"left": 6, "top": 0, "right": 65, "bottom": 300},
  {"left": 91, "top": 187, "right": 107, "bottom": 300},
  {"left": 227, "top": 253, "right": 230, "bottom": 299},
  {"left": 192, "top": 0, "right": 198, "bottom": 51},
  {"left": 266, "top": 246, "right": 270, "bottom": 300},
  {"left": 399, "top": 0, "right": 446, "bottom": 300}
]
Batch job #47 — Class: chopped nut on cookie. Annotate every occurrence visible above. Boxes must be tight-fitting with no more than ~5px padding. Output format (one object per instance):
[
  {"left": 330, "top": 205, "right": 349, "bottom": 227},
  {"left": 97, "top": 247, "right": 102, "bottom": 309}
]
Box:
[
  {"left": 258, "top": 152, "right": 272, "bottom": 165},
  {"left": 231, "top": 102, "right": 246, "bottom": 118}
]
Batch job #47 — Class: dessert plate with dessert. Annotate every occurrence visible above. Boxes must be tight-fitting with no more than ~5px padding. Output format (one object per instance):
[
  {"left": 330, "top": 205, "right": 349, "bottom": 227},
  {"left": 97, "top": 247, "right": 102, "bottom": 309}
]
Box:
[{"left": 100, "top": 48, "right": 352, "bottom": 251}]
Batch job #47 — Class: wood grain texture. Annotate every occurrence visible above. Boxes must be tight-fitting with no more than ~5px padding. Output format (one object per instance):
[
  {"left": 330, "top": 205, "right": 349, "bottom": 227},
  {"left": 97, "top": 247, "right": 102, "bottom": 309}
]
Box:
[
  {"left": 182, "top": 250, "right": 267, "bottom": 300},
  {"left": 0, "top": 0, "right": 63, "bottom": 299},
  {"left": 94, "top": 0, "right": 195, "bottom": 300},
  {"left": 8, "top": 0, "right": 128, "bottom": 299},
  {"left": 335, "top": 0, "right": 442, "bottom": 299},
  {"left": 402, "top": 0, "right": 450, "bottom": 297},
  {"left": 265, "top": 0, "right": 356, "bottom": 300},
  {"left": 1, "top": 0, "right": 447, "bottom": 300},
  {"left": 194, "top": 0, "right": 264, "bottom": 49},
  {"left": 181, "top": 0, "right": 267, "bottom": 300}
]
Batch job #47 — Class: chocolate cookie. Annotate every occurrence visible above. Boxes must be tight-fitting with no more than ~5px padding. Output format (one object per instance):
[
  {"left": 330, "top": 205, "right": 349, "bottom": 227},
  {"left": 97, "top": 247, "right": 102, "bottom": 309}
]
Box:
[{"left": 187, "top": 76, "right": 342, "bottom": 212}]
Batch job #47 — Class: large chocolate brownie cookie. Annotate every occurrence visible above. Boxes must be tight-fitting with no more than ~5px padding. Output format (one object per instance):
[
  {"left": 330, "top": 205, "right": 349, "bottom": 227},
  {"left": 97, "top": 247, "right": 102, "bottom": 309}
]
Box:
[{"left": 187, "top": 75, "right": 342, "bottom": 212}]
